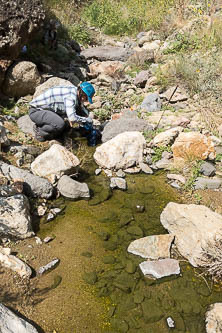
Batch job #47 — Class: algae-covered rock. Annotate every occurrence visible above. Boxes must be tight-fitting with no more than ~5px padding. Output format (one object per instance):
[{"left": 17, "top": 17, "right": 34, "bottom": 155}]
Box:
[
  {"left": 127, "top": 226, "right": 144, "bottom": 237},
  {"left": 82, "top": 271, "right": 98, "bottom": 285},
  {"left": 142, "top": 299, "right": 164, "bottom": 323},
  {"left": 103, "top": 255, "right": 116, "bottom": 264},
  {"left": 110, "top": 318, "right": 129, "bottom": 333}
]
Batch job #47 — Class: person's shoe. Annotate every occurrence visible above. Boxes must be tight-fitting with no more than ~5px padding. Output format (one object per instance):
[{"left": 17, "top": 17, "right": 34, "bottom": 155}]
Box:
[
  {"left": 35, "top": 132, "right": 46, "bottom": 142},
  {"left": 33, "top": 124, "right": 38, "bottom": 134},
  {"left": 34, "top": 128, "right": 46, "bottom": 142}
]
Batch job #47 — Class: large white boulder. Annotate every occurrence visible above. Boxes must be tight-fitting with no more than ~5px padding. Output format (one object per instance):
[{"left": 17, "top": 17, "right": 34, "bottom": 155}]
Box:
[
  {"left": 3, "top": 61, "right": 41, "bottom": 97},
  {"left": 160, "top": 202, "right": 222, "bottom": 267},
  {"left": 206, "top": 303, "right": 222, "bottom": 333},
  {"left": 0, "top": 194, "right": 33, "bottom": 239},
  {"left": 31, "top": 144, "right": 80, "bottom": 182},
  {"left": 94, "top": 131, "right": 146, "bottom": 170},
  {"left": 0, "top": 303, "right": 38, "bottom": 333}
]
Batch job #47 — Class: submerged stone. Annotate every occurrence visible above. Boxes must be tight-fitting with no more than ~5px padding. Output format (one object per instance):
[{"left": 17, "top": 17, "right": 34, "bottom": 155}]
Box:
[
  {"left": 110, "top": 318, "right": 129, "bottom": 333},
  {"left": 127, "top": 226, "right": 144, "bottom": 237},
  {"left": 82, "top": 271, "right": 98, "bottom": 285},
  {"left": 128, "top": 234, "right": 174, "bottom": 259},
  {"left": 142, "top": 299, "right": 164, "bottom": 323},
  {"left": 125, "top": 260, "right": 136, "bottom": 274},
  {"left": 139, "top": 258, "right": 180, "bottom": 279},
  {"left": 103, "top": 255, "right": 116, "bottom": 264}
]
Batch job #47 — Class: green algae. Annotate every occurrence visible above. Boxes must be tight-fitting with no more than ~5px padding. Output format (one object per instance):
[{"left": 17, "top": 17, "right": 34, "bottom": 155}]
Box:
[{"left": 33, "top": 150, "right": 222, "bottom": 333}]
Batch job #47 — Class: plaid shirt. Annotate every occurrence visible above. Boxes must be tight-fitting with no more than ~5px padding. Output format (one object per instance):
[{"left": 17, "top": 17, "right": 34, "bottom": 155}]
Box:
[{"left": 30, "top": 86, "right": 88, "bottom": 123}]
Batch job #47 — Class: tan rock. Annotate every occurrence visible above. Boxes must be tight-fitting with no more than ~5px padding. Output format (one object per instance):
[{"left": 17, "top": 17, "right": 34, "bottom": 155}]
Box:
[
  {"left": 206, "top": 303, "right": 222, "bottom": 333},
  {"left": 3, "top": 61, "right": 41, "bottom": 97},
  {"left": 31, "top": 144, "right": 80, "bottom": 182},
  {"left": 128, "top": 234, "right": 174, "bottom": 259},
  {"left": 160, "top": 202, "right": 222, "bottom": 267},
  {"left": 89, "top": 60, "right": 124, "bottom": 78},
  {"left": 172, "top": 132, "right": 216, "bottom": 163}
]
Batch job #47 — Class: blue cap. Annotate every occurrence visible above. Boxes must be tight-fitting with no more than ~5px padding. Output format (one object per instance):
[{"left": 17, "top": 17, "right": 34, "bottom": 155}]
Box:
[{"left": 80, "top": 82, "right": 95, "bottom": 104}]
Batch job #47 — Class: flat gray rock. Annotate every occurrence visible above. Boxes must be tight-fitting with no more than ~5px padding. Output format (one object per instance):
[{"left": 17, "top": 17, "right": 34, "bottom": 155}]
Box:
[
  {"left": 17, "top": 115, "right": 35, "bottom": 136},
  {"left": 200, "top": 162, "right": 216, "bottom": 177},
  {"left": 140, "top": 93, "right": 162, "bottom": 112},
  {"left": 139, "top": 258, "right": 180, "bottom": 279},
  {"left": 194, "top": 177, "right": 222, "bottom": 190},
  {"left": 57, "top": 175, "right": 90, "bottom": 199},
  {"left": 0, "top": 303, "right": 38, "bottom": 333},
  {"left": 102, "top": 111, "right": 152, "bottom": 143},
  {"left": 80, "top": 46, "right": 134, "bottom": 62},
  {"left": 0, "top": 162, "right": 54, "bottom": 199},
  {"left": 110, "top": 177, "right": 127, "bottom": 190}
]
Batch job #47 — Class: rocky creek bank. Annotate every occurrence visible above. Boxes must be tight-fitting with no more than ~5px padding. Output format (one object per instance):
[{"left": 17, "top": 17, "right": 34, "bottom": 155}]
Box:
[{"left": 1, "top": 13, "right": 222, "bottom": 333}]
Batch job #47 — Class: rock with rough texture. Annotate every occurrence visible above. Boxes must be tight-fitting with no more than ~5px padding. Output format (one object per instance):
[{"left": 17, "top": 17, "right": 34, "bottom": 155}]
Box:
[
  {"left": 89, "top": 61, "right": 124, "bottom": 78},
  {"left": 33, "top": 77, "right": 73, "bottom": 98},
  {"left": 134, "top": 70, "right": 150, "bottom": 87},
  {"left": 200, "top": 161, "right": 216, "bottom": 177},
  {"left": 139, "top": 258, "right": 180, "bottom": 279},
  {"left": 138, "top": 31, "right": 155, "bottom": 46},
  {"left": 128, "top": 234, "right": 174, "bottom": 259},
  {"left": 139, "top": 162, "right": 153, "bottom": 174},
  {"left": 0, "top": 60, "right": 13, "bottom": 87},
  {"left": 0, "top": 0, "right": 45, "bottom": 60},
  {"left": 38, "top": 258, "right": 60, "bottom": 275},
  {"left": 160, "top": 202, "right": 222, "bottom": 267},
  {"left": 80, "top": 46, "right": 134, "bottom": 62},
  {"left": 3, "top": 61, "right": 41, "bottom": 97},
  {"left": 194, "top": 177, "right": 222, "bottom": 190},
  {"left": 161, "top": 86, "right": 188, "bottom": 103},
  {"left": 206, "top": 303, "right": 222, "bottom": 333},
  {"left": 142, "top": 40, "right": 161, "bottom": 52},
  {"left": 57, "top": 175, "right": 90, "bottom": 199},
  {"left": 0, "top": 162, "right": 53, "bottom": 199},
  {"left": 17, "top": 115, "right": 36, "bottom": 136},
  {"left": 31, "top": 144, "right": 80, "bottom": 182},
  {"left": 140, "top": 93, "right": 162, "bottom": 112},
  {"left": 172, "top": 132, "right": 216, "bottom": 163},
  {"left": 0, "top": 194, "right": 33, "bottom": 239},
  {"left": 0, "top": 125, "right": 10, "bottom": 147},
  {"left": 0, "top": 303, "right": 39, "bottom": 333},
  {"left": 110, "top": 177, "right": 127, "bottom": 190},
  {"left": 102, "top": 111, "right": 152, "bottom": 142},
  {"left": 0, "top": 247, "right": 32, "bottom": 278},
  {"left": 167, "top": 173, "right": 186, "bottom": 184},
  {"left": 94, "top": 132, "right": 146, "bottom": 170},
  {"left": 152, "top": 127, "right": 183, "bottom": 147}
]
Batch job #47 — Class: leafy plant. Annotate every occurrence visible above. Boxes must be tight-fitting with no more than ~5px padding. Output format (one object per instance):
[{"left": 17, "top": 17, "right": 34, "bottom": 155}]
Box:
[
  {"left": 184, "top": 160, "right": 203, "bottom": 190},
  {"left": 94, "top": 108, "right": 112, "bottom": 121},
  {"left": 68, "top": 23, "right": 90, "bottom": 44},
  {"left": 152, "top": 145, "right": 172, "bottom": 163},
  {"left": 215, "top": 153, "right": 222, "bottom": 162}
]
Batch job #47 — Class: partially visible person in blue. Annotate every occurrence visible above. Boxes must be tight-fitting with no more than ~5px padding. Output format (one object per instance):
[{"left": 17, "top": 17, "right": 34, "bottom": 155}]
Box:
[{"left": 29, "top": 82, "right": 95, "bottom": 143}]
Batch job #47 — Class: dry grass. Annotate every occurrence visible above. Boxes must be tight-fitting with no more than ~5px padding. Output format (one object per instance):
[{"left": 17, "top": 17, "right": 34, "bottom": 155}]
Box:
[{"left": 199, "top": 237, "right": 222, "bottom": 281}]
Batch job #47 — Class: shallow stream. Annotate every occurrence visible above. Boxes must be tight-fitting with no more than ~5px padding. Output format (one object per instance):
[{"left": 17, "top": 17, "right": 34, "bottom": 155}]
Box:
[{"left": 33, "top": 145, "right": 222, "bottom": 333}]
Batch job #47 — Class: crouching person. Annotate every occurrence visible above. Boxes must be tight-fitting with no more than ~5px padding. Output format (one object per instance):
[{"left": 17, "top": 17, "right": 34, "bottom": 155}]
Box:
[{"left": 29, "top": 82, "right": 95, "bottom": 142}]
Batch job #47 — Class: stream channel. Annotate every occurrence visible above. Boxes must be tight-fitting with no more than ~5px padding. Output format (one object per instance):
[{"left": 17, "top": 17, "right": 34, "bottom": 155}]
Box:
[{"left": 30, "top": 144, "right": 222, "bottom": 333}]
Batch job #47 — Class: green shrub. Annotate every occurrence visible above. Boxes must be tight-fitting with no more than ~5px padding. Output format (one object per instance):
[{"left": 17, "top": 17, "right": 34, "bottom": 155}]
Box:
[
  {"left": 68, "top": 24, "right": 90, "bottom": 44},
  {"left": 84, "top": 0, "right": 175, "bottom": 36}
]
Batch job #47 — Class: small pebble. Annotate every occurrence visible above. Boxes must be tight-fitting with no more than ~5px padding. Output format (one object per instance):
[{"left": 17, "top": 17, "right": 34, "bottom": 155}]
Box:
[
  {"left": 43, "top": 236, "right": 53, "bottom": 243},
  {"left": 35, "top": 237, "right": 42, "bottom": 245},
  {"left": 167, "top": 317, "right": 175, "bottom": 328}
]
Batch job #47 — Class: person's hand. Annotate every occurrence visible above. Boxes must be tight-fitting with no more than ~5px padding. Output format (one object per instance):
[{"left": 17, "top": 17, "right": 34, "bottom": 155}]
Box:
[{"left": 86, "top": 117, "right": 93, "bottom": 124}]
